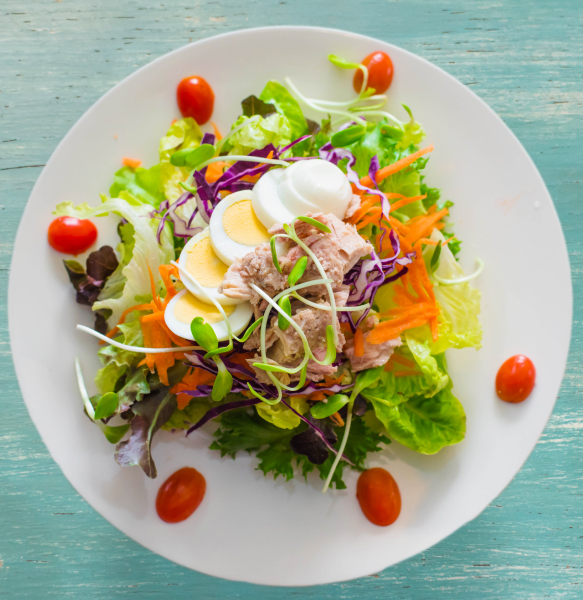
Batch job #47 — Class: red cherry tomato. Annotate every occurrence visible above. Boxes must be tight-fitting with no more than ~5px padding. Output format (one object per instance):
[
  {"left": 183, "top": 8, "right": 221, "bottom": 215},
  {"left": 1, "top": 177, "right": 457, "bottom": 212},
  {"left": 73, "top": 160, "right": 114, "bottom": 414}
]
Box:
[
  {"left": 496, "top": 355, "right": 536, "bottom": 403},
  {"left": 353, "top": 51, "right": 394, "bottom": 94},
  {"left": 176, "top": 76, "right": 215, "bottom": 125},
  {"left": 156, "top": 467, "right": 206, "bottom": 523},
  {"left": 47, "top": 216, "right": 97, "bottom": 255},
  {"left": 356, "top": 468, "right": 401, "bottom": 526}
]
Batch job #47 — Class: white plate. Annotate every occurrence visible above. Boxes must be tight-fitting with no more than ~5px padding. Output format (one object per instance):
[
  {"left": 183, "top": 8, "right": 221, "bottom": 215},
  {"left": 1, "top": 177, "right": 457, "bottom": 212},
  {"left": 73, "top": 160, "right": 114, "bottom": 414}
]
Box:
[{"left": 8, "top": 26, "right": 572, "bottom": 586}]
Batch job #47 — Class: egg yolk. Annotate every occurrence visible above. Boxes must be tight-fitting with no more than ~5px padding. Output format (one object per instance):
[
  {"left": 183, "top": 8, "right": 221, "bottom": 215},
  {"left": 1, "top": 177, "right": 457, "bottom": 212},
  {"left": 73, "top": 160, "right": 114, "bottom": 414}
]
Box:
[
  {"left": 184, "top": 235, "right": 228, "bottom": 287},
  {"left": 222, "top": 200, "right": 270, "bottom": 246},
  {"left": 173, "top": 292, "right": 234, "bottom": 324}
]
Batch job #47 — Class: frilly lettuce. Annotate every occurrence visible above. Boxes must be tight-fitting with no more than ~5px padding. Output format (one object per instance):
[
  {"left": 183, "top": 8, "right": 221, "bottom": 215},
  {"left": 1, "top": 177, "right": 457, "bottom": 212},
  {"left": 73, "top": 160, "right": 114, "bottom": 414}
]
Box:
[
  {"left": 225, "top": 113, "right": 292, "bottom": 156},
  {"left": 54, "top": 192, "right": 174, "bottom": 324},
  {"left": 256, "top": 396, "right": 309, "bottom": 429},
  {"left": 159, "top": 117, "right": 202, "bottom": 201},
  {"left": 110, "top": 163, "right": 165, "bottom": 208},
  {"left": 430, "top": 229, "right": 482, "bottom": 349},
  {"left": 366, "top": 383, "right": 466, "bottom": 454},
  {"left": 259, "top": 80, "right": 307, "bottom": 140}
]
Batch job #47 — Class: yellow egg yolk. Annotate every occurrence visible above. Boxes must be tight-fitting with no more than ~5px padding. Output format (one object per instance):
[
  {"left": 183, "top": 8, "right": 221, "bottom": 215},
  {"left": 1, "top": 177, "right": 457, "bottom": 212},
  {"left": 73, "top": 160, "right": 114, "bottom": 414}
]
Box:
[
  {"left": 173, "top": 293, "right": 234, "bottom": 325},
  {"left": 184, "top": 235, "right": 228, "bottom": 287},
  {"left": 222, "top": 199, "right": 270, "bottom": 246}
]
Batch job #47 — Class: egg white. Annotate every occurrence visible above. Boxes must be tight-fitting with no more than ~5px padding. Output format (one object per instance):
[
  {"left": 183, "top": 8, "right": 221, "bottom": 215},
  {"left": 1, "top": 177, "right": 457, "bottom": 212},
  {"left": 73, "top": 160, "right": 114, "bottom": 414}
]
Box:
[
  {"left": 178, "top": 228, "right": 245, "bottom": 306},
  {"left": 209, "top": 190, "right": 271, "bottom": 266},
  {"left": 164, "top": 289, "right": 254, "bottom": 342}
]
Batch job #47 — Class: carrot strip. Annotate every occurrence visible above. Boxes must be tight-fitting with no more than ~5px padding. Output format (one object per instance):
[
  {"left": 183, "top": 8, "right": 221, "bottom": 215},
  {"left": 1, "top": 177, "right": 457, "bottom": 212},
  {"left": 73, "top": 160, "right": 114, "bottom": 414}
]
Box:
[
  {"left": 137, "top": 358, "right": 147, "bottom": 367},
  {"left": 122, "top": 157, "right": 142, "bottom": 169},
  {"left": 159, "top": 320, "right": 194, "bottom": 348},
  {"left": 413, "top": 240, "right": 436, "bottom": 303},
  {"left": 417, "top": 237, "right": 438, "bottom": 246},
  {"left": 148, "top": 265, "right": 163, "bottom": 310},
  {"left": 349, "top": 196, "right": 378, "bottom": 224},
  {"left": 389, "top": 216, "right": 410, "bottom": 237},
  {"left": 205, "top": 161, "right": 229, "bottom": 183},
  {"left": 405, "top": 208, "right": 449, "bottom": 245},
  {"left": 430, "top": 317, "right": 439, "bottom": 341},
  {"left": 171, "top": 367, "right": 216, "bottom": 410},
  {"left": 391, "top": 354, "right": 417, "bottom": 368},
  {"left": 394, "top": 370, "right": 423, "bottom": 378},
  {"left": 360, "top": 144, "right": 434, "bottom": 188},
  {"left": 389, "top": 194, "right": 427, "bottom": 212},
  {"left": 141, "top": 312, "right": 165, "bottom": 323},
  {"left": 330, "top": 412, "right": 345, "bottom": 427},
  {"left": 211, "top": 122, "right": 223, "bottom": 141},
  {"left": 368, "top": 315, "right": 433, "bottom": 344},
  {"left": 353, "top": 328, "right": 365, "bottom": 357}
]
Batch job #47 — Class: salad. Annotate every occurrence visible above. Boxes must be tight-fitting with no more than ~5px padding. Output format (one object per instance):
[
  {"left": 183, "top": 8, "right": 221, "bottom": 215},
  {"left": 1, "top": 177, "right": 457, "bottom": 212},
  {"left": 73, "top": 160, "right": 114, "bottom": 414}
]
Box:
[{"left": 51, "top": 51, "right": 482, "bottom": 523}]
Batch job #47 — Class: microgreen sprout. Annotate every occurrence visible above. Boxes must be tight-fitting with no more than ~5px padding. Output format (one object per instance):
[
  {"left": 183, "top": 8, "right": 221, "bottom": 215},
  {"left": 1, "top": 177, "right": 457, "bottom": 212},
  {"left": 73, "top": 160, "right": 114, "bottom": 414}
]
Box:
[
  {"left": 278, "top": 296, "right": 292, "bottom": 331},
  {"left": 287, "top": 255, "right": 308, "bottom": 287},
  {"left": 433, "top": 258, "right": 484, "bottom": 286}
]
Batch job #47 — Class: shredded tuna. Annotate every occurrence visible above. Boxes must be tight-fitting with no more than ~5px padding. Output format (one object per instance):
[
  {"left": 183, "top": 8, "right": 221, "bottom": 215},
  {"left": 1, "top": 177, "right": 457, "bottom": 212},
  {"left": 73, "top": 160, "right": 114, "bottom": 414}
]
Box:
[
  {"left": 220, "top": 211, "right": 373, "bottom": 304},
  {"left": 344, "top": 193, "right": 362, "bottom": 220}
]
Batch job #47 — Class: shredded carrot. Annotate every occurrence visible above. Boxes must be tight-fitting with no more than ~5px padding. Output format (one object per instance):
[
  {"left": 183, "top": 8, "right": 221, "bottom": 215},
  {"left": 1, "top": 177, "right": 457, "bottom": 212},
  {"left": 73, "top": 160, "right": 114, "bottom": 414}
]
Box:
[
  {"left": 308, "top": 391, "right": 327, "bottom": 402},
  {"left": 368, "top": 314, "right": 435, "bottom": 344},
  {"left": 388, "top": 216, "right": 410, "bottom": 237},
  {"left": 405, "top": 208, "right": 449, "bottom": 245},
  {"left": 353, "top": 327, "right": 365, "bottom": 357},
  {"left": 205, "top": 161, "right": 229, "bottom": 183},
  {"left": 442, "top": 237, "right": 453, "bottom": 246},
  {"left": 330, "top": 412, "right": 345, "bottom": 427},
  {"left": 211, "top": 122, "right": 223, "bottom": 141},
  {"left": 413, "top": 240, "right": 436, "bottom": 303},
  {"left": 141, "top": 312, "right": 165, "bottom": 323},
  {"left": 391, "top": 354, "right": 417, "bottom": 369},
  {"left": 389, "top": 194, "right": 427, "bottom": 212},
  {"left": 356, "top": 207, "right": 382, "bottom": 230},
  {"left": 171, "top": 368, "right": 216, "bottom": 410},
  {"left": 159, "top": 264, "right": 178, "bottom": 300},
  {"left": 384, "top": 360, "right": 394, "bottom": 372},
  {"left": 106, "top": 303, "right": 153, "bottom": 338},
  {"left": 360, "top": 144, "right": 434, "bottom": 188},
  {"left": 122, "top": 157, "right": 142, "bottom": 169},
  {"left": 171, "top": 119, "right": 177, "bottom": 126},
  {"left": 137, "top": 358, "right": 147, "bottom": 367},
  {"left": 417, "top": 237, "right": 438, "bottom": 246},
  {"left": 147, "top": 265, "right": 163, "bottom": 310},
  {"left": 430, "top": 317, "right": 439, "bottom": 341},
  {"left": 394, "top": 370, "right": 423, "bottom": 378}
]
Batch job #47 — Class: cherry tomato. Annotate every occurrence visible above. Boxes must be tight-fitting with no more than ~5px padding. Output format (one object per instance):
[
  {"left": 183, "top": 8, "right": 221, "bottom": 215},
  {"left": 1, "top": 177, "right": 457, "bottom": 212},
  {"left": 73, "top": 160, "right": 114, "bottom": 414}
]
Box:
[
  {"left": 496, "top": 355, "right": 536, "bottom": 403},
  {"left": 156, "top": 467, "right": 206, "bottom": 523},
  {"left": 176, "top": 76, "right": 215, "bottom": 125},
  {"left": 47, "top": 216, "right": 97, "bottom": 255},
  {"left": 356, "top": 468, "right": 401, "bottom": 526},
  {"left": 353, "top": 51, "right": 394, "bottom": 94}
]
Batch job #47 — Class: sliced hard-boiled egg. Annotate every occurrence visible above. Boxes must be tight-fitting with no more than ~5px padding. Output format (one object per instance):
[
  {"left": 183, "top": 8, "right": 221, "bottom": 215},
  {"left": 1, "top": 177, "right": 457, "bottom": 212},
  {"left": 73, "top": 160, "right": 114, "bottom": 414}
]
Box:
[
  {"left": 252, "top": 159, "right": 353, "bottom": 229},
  {"left": 209, "top": 190, "right": 271, "bottom": 265},
  {"left": 178, "top": 228, "right": 244, "bottom": 306},
  {"left": 164, "top": 289, "right": 253, "bottom": 342}
]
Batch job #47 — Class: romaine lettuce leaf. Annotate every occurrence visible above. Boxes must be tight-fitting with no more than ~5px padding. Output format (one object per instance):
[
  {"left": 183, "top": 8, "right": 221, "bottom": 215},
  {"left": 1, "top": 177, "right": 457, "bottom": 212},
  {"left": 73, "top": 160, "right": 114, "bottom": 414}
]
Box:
[
  {"left": 259, "top": 80, "right": 308, "bottom": 140},
  {"left": 430, "top": 229, "right": 482, "bottom": 349},
  {"left": 225, "top": 113, "right": 292, "bottom": 155},
  {"left": 159, "top": 117, "right": 202, "bottom": 201},
  {"left": 368, "top": 383, "right": 466, "bottom": 454},
  {"left": 405, "top": 334, "right": 450, "bottom": 396},
  {"left": 110, "top": 164, "right": 165, "bottom": 208}
]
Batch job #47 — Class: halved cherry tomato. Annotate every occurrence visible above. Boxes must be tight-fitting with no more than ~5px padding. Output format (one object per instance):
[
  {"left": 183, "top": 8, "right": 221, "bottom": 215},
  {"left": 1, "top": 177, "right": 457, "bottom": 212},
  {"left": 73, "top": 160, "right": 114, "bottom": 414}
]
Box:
[
  {"left": 156, "top": 467, "right": 206, "bottom": 523},
  {"left": 356, "top": 468, "right": 401, "bottom": 526},
  {"left": 176, "top": 76, "right": 215, "bottom": 125},
  {"left": 47, "top": 216, "right": 97, "bottom": 255},
  {"left": 353, "top": 51, "right": 394, "bottom": 94},
  {"left": 496, "top": 355, "right": 536, "bottom": 403}
]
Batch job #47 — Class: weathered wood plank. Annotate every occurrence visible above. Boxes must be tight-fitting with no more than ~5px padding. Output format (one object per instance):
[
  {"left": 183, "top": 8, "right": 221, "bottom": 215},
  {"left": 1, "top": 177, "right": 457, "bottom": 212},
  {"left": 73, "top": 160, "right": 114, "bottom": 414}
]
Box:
[{"left": 1, "top": 0, "right": 582, "bottom": 597}]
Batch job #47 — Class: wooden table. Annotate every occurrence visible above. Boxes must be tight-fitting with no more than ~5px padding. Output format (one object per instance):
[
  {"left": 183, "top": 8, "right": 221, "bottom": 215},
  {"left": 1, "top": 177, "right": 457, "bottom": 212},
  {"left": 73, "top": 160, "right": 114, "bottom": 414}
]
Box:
[{"left": 1, "top": 0, "right": 581, "bottom": 596}]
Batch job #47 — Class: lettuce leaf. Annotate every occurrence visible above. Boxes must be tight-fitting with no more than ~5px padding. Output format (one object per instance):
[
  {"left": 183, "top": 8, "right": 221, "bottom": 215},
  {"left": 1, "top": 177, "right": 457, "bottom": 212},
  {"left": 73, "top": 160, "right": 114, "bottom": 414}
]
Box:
[
  {"left": 430, "top": 229, "right": 482, "bottom": 349},
  {"left": 159, "top": 117, "right": 202, "bottom": 201},
  {"left": 259, "top": 80, "right": 308, "bottom": 140},
  {"left": 405, "top": 334, "right": 450, "bottom": 396},
  {"left": 225, "top": 113, "right": 292, "bottom": 155},
  {"left": 110, "top": 164, "right": 165, "bottom": 208},
  {"left": 54, "top": 193, "right": 174, "bottom": 324},
  {"left": 256, "top": 396, "right": 309, "bottom": 429},
  {"left": 367, "top": 383, "right": 466, "bottom": 454}
]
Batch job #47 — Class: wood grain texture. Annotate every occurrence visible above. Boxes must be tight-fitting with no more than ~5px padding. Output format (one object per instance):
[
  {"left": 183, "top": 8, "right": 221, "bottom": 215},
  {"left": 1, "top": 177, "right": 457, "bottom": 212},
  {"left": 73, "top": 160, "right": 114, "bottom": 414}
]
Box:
[{"left": 1, "top": 0, "right": 582, "bottom": 597}]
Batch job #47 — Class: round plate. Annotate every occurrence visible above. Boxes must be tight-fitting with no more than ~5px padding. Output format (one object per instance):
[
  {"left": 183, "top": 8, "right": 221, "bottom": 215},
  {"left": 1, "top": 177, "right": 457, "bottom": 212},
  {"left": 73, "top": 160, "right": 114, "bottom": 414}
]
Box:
[{"left": 8, "top": 26, "right": 572, "bottom": 586}]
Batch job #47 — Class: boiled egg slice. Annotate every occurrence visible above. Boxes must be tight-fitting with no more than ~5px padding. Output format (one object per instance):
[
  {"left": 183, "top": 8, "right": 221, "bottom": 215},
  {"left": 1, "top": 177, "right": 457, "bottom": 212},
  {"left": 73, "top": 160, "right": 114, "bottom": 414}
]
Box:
[
  {"left": 164, "top": 289, "right": 253, "bottom": 342},
  {"left": 252, "top": 159, "right": 353, "bottom": 229},
  {"left": 209, "top": 190, "right": 271, "bottom": 265},
  {"left": 178, "top": 228, "right": 244, "bottom": 306}
]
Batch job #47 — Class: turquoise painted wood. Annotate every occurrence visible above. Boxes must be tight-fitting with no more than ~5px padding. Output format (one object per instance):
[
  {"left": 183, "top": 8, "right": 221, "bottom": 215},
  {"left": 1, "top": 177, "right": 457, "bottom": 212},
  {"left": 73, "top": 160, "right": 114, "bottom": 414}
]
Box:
[{"left": 1, "top": 0, "right": 581, "bottom": 596}]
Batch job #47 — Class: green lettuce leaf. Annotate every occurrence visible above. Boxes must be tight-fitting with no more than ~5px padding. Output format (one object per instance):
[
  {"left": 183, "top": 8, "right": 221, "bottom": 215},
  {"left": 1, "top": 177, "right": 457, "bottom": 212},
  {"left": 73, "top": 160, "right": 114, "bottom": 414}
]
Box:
[
  {"left": 110, "top": 164, "right": 165, "bottom": 208},
  {"left": 97, "top": 312, "right": 144, "bottom": 369},
  {"left": 54, "top": 192, "right": 174, "bottom": 324},
  {"left": 368, "top": 383, "right": 465, "bottom": 454},
  {"left": 95, "top": 363, "right": 126, "bottom": 395},
  {"left": 405, "top": 334, "right": 449, "bottom": 396},
  {"left": 116, "top": 366, "right": 150, "bottom": 411},
  {"left": 430, "top": 229, "right": 482, "bottom": 349},
  {"left": 255, "top": 396, "right": 309, "bottom": 429},
  {"left": 225, "top": 113, "right": 292, "bottom": 155},
  {"left": 159, "top": 117, "right": 202, "bottom": 201},
  {"left": 259, "top": 80, "right": 308, "bottom": 140}
]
